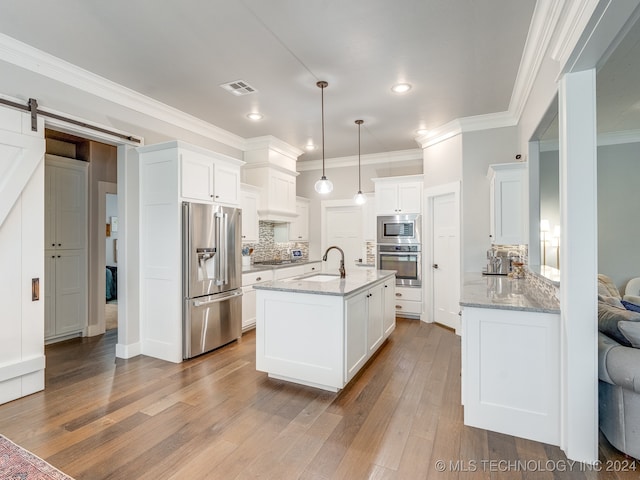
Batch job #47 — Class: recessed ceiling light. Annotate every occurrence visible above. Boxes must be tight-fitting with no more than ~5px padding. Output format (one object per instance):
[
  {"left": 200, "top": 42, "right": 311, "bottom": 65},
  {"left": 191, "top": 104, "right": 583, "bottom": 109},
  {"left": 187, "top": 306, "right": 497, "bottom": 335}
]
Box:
[
  {"left": 304, "top": 144, "right": 317, "bottom": 151},
  {"left": 247, "top": 112, "right": 263, "bottom": 121},
  {"left": 391, "top": 83, "right": 412, "bottom": 94}
]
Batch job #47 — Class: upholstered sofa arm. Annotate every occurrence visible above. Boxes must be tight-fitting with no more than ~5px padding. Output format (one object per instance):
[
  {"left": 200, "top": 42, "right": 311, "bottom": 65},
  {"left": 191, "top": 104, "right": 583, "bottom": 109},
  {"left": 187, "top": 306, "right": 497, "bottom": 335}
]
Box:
[
  {"left": 599, "top": 332, "right": 640, "bottom": 393},
  {"left": 623, "top": 294, "right": 640, "bottom": 305}
]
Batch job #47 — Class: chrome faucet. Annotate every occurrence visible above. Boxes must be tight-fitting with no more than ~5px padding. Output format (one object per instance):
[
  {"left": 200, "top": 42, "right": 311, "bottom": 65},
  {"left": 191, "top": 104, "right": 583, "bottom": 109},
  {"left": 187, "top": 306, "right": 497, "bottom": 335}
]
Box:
[{"left": 322, "top": 245, "right": 346, "bottom": 278}]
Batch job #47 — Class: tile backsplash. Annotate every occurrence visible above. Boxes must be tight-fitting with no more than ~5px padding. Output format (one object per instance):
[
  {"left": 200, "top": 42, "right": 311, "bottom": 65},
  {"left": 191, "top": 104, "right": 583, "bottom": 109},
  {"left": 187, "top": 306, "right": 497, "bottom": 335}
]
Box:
[{"left": 242, "top": 221, "right": 309, "bottom": 262}]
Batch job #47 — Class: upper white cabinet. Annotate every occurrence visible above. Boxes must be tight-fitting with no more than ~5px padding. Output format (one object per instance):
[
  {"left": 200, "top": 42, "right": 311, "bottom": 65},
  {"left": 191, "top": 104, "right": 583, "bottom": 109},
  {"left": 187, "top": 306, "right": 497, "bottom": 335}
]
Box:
[
  {"left": 178, "top": 143, "right": 243, "bottom": 206},
  {"left": 273, "top": 196, "right": 310, "bottom": 242},
  {"left": 242, "top": 136, "right": 303, "bottom": 222},
  {"left": 45, "top": 155, "right": 88, "bottom": 251},
  {"left": 373, "top": 175, "right": 423, "bottom": 215},
  {"left": 488, "top": 162, "right": 527, "bottom": 245},
  {"left": 240, "top": 184, "right": 260, "bottom": 243}
]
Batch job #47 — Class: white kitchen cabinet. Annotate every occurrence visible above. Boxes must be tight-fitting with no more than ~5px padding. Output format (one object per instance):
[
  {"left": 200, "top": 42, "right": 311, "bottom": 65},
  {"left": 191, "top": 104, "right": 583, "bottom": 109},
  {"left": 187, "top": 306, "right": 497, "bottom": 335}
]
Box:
[
  {"left": 179, "top": 143, "right": 243, "bottom": 206},
  {"left": 373, "top": 176, "right": 423, "bottom": 214},
  {"left": 462, "top": 305, "right": 560, "bottom": 445},
  {"left": 383, "top": 280, "right": 396, "bottom": 336},
  {"left": 273, "top": 196, "right": 310, "bottom": 242},
  {"left": 366, "top": 282, "right": 385, "bottom": 353},
  {"left": 241, "top": 270, "right": 273, "bottom": 331},
  {"left": 393, "top": 286, "right": 422, "bottom": 318},
  {"left": 243, "top": 166, "right": 297, "bottom": 222},
  {"left": 44, "top": 155, "right": 88, "bottom": 342},
  {"left": 289, "top": 197, "right": 309, "bottom": 241},
  {"left": 240, "top": 184, "right": 260, "bottom": 243},
  {"left": 488, "top": 162, "right": 527, "bottom": 245}
]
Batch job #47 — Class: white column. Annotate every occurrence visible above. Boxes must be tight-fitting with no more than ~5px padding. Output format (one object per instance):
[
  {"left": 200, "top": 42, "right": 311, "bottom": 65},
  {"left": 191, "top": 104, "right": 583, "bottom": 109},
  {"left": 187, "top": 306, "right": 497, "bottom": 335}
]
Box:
[
  {"left": 558, "top": 69, "right": 598, "bottom": 463},
  {"left": 115, "top": 144, "right": 142, "bottom": 359}
]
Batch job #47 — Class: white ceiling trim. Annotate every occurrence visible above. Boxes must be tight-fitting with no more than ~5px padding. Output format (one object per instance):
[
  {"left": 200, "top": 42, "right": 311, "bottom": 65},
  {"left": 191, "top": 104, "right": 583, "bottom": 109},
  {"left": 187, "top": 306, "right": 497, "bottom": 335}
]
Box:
[
  {"left": 244, "top": 135, "right": 304, "bottom": 159},
  {"left": 508, "top": 0, "right": 566, "bottom": 121},
  {"left": 0, "top": 33, "right": 246, "bottom": 150},
  {"left": 296, "top": 148, "right": 422, "bottom": 172},
  {"left": 550, "top": 0, "right": 601, "bottom": 67}
]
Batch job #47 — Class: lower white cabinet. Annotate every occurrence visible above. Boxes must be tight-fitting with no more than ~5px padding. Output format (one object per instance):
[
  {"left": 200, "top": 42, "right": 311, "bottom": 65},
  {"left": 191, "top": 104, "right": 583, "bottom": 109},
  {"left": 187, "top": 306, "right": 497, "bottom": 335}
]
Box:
[
  {"left": 393, "top": 286, "right": 422, "bottom": 317},
  {"left": 241, "top": 270, "right": 273, "bottom": 331},
  {"left": 461, "top": 306, "right": 560, "bottom": 445},
  {"left": 345, "top": 280, "right": 395, "bottom": 383},
  {"left": 45, "top": 250, "right": 87, "bottom": 341}
]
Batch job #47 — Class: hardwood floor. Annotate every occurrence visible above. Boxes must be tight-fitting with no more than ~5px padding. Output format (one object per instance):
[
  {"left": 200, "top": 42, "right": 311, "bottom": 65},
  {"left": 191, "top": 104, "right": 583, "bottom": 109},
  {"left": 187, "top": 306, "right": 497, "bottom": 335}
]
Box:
[{"left": 0, "top": 318, "right": 637, "bottom": 479}]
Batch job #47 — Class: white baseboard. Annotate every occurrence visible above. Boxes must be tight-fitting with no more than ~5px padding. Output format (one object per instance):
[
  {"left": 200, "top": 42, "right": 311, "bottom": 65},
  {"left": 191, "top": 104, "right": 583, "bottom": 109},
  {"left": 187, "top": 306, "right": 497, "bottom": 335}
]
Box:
[{"left": 115, "top": 341, "right": 142, "bottom": 359}]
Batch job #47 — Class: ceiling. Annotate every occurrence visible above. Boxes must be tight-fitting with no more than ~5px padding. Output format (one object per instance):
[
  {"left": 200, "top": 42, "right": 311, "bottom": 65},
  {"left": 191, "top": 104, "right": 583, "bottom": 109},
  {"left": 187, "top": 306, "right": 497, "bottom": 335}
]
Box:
[{"left": 0, "top": 0, "right": 536, "bottom": 161}]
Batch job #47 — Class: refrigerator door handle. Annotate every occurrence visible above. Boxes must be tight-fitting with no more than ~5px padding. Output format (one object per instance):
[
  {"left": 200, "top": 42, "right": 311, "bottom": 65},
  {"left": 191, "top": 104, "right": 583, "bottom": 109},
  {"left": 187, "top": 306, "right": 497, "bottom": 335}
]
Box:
[
  {"left": 214, "top": 212, "right": 224, "bottom": 286},
  {"left": 192, "top": 289, "right": 242, "bottom": 307},
  {"left": 222, "top": 212, "right": 229, "bottom": 284}
]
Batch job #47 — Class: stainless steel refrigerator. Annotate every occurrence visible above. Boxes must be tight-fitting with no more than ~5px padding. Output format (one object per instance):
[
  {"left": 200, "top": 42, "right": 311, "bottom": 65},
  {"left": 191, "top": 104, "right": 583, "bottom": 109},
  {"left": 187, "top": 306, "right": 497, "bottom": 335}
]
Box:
[{"left": 182, "top": 202, "right": 242, "bottom": 359}]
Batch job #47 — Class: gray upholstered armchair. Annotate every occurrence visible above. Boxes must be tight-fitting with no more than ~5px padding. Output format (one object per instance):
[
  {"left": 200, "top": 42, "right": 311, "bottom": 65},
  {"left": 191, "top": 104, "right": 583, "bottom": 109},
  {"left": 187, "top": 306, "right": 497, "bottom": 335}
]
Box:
[{"left": 598, "top": 274, "right": 640, "bottom": 459}]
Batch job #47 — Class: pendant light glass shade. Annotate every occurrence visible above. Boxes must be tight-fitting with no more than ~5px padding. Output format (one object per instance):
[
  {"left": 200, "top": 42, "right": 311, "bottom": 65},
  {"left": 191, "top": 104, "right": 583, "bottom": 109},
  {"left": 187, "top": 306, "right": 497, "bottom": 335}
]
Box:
[
  {"left": 353, "top": 119, "right": 366, "bottom": 205},
  {"left": 315, "top": 176, "right": 334, "bottom": 194},
  {"left": 314, "top": 81, "right": 333, "bottom": 194}
]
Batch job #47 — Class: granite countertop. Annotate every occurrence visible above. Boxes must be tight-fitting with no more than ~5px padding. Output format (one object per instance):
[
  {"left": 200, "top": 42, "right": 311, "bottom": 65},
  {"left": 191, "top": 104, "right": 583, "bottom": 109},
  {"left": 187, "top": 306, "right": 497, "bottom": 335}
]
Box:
[
  {"left": 242, "top": 259, "right": 322, "bottom": 274},
  {"left": 460, "top": 272, "right": 560, "bottom": 314},
  {"left": 253, "top": 269, "right": 396, "bottom": 297}
]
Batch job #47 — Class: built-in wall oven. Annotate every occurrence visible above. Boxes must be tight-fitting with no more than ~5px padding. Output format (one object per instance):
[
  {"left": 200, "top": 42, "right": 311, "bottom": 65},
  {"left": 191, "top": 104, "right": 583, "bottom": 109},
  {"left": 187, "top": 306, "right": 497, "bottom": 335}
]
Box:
[
  {"left": 378, "top": 245, "right": 421, "bottom": 287},
  {"left": 377, "top": 214, "right": 422, "bottom": 287}
]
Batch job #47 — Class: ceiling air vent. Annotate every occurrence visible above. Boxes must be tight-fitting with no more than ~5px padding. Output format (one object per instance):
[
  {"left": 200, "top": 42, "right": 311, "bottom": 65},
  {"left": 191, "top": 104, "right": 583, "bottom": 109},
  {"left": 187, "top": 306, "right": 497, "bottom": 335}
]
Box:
[{"left": 220, "top": 80, "right": 257, "bottom": 96}]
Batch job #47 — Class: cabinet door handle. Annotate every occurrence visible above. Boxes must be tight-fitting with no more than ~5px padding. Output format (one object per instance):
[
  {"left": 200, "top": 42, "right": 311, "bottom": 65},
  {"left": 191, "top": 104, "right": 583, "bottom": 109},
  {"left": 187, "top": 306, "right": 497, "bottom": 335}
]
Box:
[
  {"left": 215, "top": 195, "right": 220, "bottom": 199},
  {"left": 256, "top": 277, "right": 262, "bottom": 282},
  {"left": 51, "top": 243, "right": 55, "bottom": 247},
  {"left": 58, "top": 243, "right": 62, "bottom": 246},
  {"left": 396, "top": 305, "right": 402, "bottom": 309},
  {"left": 395, "top": 293, "right": 402, "bottom": 297},
  {"left": 210, "top": 194, "right": 214, "bottom": 198},
  {"left": 57, "top": 255, "right": 61, "bottom": 258},
  {"left": 433, "top": 264, "right": 439, "bottom": 269}
]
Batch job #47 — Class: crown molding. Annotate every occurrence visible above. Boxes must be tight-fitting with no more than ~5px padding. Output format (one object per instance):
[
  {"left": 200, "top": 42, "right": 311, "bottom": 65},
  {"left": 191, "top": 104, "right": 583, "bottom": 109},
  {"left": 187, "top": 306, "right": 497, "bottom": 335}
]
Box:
[
  {"left": 295, "top": 148, "right": 422, "bottom": 172},
  {"left": 549, "top": 0, "right": 600, "bottom": 66},
  {"left": 243, "top": 135, "right": 304, "bottom": 159},
  {"left": 0, "top": 33, "right": 246, "bottom": 150},
  {"left": 508, "top": 0, "right": 565, "bottom": 121},
  {"left": 415, "top": 111, "right": 518, "bottom": 149}
]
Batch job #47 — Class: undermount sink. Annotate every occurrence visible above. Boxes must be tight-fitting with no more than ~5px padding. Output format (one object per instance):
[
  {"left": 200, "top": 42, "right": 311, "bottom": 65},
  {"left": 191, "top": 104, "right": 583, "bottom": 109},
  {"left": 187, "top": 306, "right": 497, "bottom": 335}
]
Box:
[{"left": 299, "top": 274, "right": 340, "bottom": 282}]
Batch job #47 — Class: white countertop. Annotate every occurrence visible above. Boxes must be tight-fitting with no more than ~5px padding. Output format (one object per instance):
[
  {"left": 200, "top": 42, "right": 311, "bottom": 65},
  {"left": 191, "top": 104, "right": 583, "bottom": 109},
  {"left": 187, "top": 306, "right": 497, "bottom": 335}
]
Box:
[
  {"left": 460, "top": 272, "right": 560, "bottom": 314},
  {"left": 253, "top": 269, "right": 396, "bottom": 297}
]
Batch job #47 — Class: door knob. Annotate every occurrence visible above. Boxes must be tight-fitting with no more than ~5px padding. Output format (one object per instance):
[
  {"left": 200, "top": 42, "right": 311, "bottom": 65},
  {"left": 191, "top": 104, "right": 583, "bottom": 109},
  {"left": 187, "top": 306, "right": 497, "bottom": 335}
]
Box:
[{"left": 433, "top": 264, "right": 439, "bottom": 269}]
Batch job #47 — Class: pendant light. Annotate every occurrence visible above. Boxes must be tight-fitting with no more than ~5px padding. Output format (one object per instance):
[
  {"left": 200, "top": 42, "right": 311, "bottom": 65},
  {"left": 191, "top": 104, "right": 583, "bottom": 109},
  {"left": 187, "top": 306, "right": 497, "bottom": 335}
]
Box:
[
  {"left": 314, "top": 81, "right": 333, "bottom": 194},
  {"left": 353, "top": 119, "right": 366, "bottom": 205}
]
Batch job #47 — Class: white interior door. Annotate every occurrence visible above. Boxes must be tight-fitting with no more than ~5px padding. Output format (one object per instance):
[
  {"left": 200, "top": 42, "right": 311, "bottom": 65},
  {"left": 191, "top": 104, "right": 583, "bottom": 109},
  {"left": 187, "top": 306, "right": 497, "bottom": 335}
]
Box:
[
  {"left": 431, "top": 191, "right": 461, "bottom": 332},
  {"left": 324, "top": 205, "right": 363, "bottom": 273}
]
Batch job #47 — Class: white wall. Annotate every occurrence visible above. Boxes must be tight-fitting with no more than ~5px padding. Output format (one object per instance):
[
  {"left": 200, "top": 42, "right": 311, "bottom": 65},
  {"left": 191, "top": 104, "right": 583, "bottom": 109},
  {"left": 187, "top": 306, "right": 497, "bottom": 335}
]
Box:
[
  {"left": 597, "top": 142, "right": 640, "bottom": 290},
  {"left": 461, "top": 127, "right": 519, "bottom": 272},
  {"left": 296, "top": 160, "right": 422, "bottom": 260},
  {"left": 422, "top": 135, "right": 463, "bottom": 189}
]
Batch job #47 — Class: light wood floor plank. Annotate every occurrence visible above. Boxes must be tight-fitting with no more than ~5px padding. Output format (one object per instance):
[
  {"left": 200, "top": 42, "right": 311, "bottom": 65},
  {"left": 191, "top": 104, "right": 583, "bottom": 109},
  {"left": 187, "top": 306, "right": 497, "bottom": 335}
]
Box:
[{"left": 0, "top": 319, "right": 632, "bottom": 479}]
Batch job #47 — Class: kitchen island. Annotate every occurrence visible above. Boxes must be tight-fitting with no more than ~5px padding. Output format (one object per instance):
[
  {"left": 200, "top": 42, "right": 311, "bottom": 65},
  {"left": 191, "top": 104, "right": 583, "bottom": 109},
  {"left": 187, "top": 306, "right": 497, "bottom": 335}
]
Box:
[
  {"left": 460, "top": 272, "right": 561, "bottom": 446},
  {"left": 254, "top": 269, "right": 396, "bottom": 392}
]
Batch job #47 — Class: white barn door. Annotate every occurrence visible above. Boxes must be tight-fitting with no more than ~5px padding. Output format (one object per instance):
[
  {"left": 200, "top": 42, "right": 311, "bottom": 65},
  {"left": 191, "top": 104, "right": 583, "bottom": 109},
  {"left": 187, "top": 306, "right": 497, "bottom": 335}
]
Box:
[{"left": 0, "top": 104, "right": 46, "bottom": 404}]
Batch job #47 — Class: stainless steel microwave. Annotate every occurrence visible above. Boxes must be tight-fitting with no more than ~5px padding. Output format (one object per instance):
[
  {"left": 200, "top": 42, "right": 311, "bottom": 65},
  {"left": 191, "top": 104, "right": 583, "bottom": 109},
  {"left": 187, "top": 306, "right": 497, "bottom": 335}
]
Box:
[{"left": 377, "top": 214, "right": 421, "bottom": 244}]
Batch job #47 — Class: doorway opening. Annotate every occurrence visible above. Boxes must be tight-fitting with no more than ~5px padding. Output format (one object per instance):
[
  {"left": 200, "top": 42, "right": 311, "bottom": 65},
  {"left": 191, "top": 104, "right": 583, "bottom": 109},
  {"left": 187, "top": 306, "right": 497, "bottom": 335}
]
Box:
[{"left": 44, "top": 128, "right": 119, "bottom": 343}]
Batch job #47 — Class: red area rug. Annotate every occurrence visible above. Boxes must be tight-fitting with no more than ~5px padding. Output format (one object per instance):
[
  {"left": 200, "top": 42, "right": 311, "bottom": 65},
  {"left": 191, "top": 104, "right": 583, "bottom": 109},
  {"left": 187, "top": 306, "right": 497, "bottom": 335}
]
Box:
[{"left": 0, "top": 434, "right": 74, "bottom": 479}]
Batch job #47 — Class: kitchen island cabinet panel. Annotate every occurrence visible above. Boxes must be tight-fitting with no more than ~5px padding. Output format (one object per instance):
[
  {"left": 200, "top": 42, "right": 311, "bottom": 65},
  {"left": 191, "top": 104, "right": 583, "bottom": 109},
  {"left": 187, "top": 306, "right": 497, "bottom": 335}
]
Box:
[{"left": 255, "top": 270, "right": 396, "bottom": 391}]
